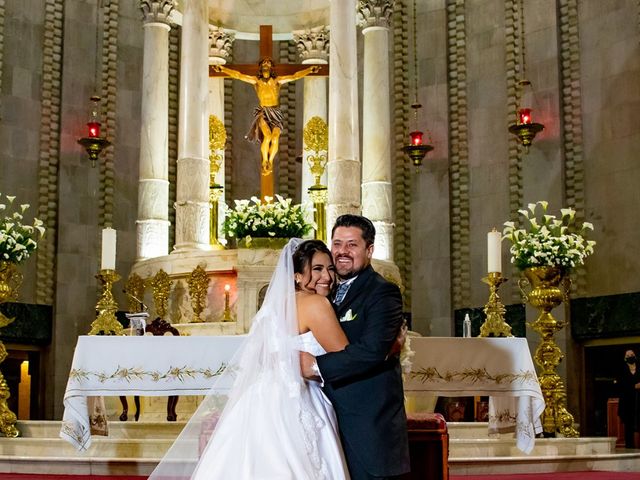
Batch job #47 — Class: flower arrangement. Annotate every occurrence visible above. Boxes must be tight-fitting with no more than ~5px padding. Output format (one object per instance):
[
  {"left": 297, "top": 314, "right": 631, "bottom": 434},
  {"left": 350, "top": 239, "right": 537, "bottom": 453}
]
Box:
[
  {"left": 0, "top": 193, "right": 45, "bottom": 264},
  {"left": 222, "top": 195, "right": 313, "bottom": 240},
  {"left": 502, "top": 201, "right": 595, "bottom": 270}
]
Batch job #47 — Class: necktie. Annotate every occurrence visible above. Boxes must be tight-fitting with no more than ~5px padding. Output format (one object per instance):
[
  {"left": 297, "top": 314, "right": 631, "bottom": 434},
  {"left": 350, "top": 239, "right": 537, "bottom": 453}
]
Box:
[{"left": 334, "top": 282, "right": 350, "bottom": 305}]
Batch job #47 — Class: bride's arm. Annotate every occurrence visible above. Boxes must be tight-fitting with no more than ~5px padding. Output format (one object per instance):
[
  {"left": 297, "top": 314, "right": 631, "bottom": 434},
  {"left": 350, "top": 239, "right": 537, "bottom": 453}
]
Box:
[{"left": 298, "top": 295, "right": 348, "bottom": 353}]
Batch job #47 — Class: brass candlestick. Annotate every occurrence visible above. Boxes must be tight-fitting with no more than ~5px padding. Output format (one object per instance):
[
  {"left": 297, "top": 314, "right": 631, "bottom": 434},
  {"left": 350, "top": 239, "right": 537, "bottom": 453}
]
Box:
[
  {"left": 479, "top": 272, "right": 512, "bottom": 337},
  {"left": 209, "top": 184, "right": 224, "bottom": 249},
  {"left": 89, "top": 269, "right": 124, "bottom": 336},
  {"left": 222, "top": 285, "right": 232, "bottom": 322}
]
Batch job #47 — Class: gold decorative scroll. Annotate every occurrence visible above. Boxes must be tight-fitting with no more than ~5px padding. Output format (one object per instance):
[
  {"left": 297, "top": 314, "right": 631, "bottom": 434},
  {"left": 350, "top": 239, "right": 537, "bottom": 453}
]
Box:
[
  {"left": 187, "top": 265, "right": 209, "bottom": 323},
  {"left": 124, "top": 273, "right": 146, "bottom": 313},
  {"left": 150, "top": 269, "right": 171, "bottom": 320}
]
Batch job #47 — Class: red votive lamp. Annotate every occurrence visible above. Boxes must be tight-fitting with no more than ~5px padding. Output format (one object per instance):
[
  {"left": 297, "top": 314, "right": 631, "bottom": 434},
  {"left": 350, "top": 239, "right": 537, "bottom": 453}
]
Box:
[
  {"left": 409, "top": 130, "right": 424, "bottom": 146},
  {"left": 87, "top": 121, "right": 101, "bottom": 138},
  {"left": 518, "top": 108, "right": 532, "bottom": 125}
]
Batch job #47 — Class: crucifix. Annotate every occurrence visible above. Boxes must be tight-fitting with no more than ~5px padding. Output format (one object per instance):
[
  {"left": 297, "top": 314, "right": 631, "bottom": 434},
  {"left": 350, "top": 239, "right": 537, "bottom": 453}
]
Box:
[{"left": 210, "top": 25, "right": 328, "bottom": 200}]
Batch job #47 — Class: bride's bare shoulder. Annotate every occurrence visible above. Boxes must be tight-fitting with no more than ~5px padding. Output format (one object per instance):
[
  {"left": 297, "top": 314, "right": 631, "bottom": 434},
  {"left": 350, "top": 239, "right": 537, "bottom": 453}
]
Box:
[{"left": 296, "top": 292, "right": 332, "bottom": 309}]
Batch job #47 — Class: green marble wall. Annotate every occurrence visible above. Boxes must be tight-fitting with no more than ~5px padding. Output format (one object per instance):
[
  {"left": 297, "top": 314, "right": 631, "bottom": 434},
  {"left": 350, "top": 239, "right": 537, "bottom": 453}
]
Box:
[
  {"left": 571, "top": 293, "right": 640, "bottom": 340},
  {"left": 454, "top": 304, "right": 526, "bottom": 338},
  {"left": 0, "top": 302, "right": 52, "bottom": 345}
]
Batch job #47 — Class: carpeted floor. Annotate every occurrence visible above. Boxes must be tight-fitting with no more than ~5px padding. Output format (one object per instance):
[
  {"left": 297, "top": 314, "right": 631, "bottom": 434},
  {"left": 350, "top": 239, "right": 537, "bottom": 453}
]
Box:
[
  {"left": 0, "top": 476, "right": 146, "bottom": 479},
  {"left": 451, "top": 472, "right": 640, "bottom": 479}
]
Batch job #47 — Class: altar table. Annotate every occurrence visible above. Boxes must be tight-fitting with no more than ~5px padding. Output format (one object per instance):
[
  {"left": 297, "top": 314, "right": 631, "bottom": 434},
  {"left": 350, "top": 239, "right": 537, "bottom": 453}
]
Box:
[
  {"left": 61, "top": 335, "right": 543, "bottom": 454},
  {"left": 404, "top": 337, "right": 545, "bottom": 454}
]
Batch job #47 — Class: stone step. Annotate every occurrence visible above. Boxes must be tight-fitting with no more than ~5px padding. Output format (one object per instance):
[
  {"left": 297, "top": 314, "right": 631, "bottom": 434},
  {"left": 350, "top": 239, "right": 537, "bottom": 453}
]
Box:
[
  {"left": 448, "top": 451, "right": 640, "bottom": 476},
  {"left": 3, "top": 420, "right": 640, "bottom": 477},
  {"left": 449, "top": 436, "right": 616, "bottom": 458},
  {"left": 16, "top": 420, "right": 185, "bottom": 440}
]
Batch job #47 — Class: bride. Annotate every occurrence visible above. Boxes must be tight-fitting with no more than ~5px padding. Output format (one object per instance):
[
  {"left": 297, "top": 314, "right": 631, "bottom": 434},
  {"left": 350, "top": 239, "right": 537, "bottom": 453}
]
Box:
[{"left": 148, "top": 238, "right": 350, "bottom": 479}]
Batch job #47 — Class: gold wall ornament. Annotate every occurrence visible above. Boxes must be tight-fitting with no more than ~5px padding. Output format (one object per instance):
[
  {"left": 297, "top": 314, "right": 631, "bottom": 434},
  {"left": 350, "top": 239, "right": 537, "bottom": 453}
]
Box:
[
  {"left": 208, "top": 114, "right": 227, "bottom": 178},
  {"left": 124, "top": 273, "right": 146, "bottom": 313},
  {"left": 303, "top": 116, "right": 328, "bottom": 153},
  {"left": 478, "top": 272, "right": 512, "bottom": 338},
  {"left": 89, "top": 269, "right": 124, "bottom": 336},
  {"left": 187, "top": 265, "right": 209, "bottom": 323},
  {"left": 150, "top": 269, "right": 171, "bottom": 320},
  {"left": 519, "top": 265, "right": 578, "bottom": 437}
]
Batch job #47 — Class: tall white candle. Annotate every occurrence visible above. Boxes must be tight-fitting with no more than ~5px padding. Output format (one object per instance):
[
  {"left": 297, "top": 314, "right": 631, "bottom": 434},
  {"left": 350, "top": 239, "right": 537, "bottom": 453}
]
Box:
[
  {"left": 101, "top": 227, "right": 117, "bottom": 270},
  {"left": 487, "top": 229, "right": 502, "bottom": 273}
]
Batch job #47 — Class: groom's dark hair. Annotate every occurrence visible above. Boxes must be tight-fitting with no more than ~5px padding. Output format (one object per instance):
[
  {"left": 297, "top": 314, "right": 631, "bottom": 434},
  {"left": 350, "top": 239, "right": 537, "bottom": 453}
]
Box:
[{"left": 332, "top": 214, "right": 376, "bottom": 246}]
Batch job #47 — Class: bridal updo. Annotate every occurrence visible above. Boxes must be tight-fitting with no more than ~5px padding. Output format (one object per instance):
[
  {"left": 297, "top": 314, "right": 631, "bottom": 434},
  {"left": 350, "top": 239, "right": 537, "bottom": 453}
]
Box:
[{"left": 292, "top": 240, "right": 334, "bottom": 290}]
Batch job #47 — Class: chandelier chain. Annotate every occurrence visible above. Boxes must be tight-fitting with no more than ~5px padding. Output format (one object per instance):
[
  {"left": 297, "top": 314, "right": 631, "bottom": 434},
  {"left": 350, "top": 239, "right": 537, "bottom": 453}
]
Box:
[
  {"left": 518, "top": 0, "right": 527, "bottom": 81},
  {"left": 411, "top": 0, "right": 419, "bottom": 104}
]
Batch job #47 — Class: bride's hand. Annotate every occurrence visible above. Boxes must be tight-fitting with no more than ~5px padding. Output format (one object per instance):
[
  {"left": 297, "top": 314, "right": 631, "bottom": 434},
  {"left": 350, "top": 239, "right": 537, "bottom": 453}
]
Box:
[
  {"left": 387, "top": 321, "right": 408, "bottom": 359},
  {"left": 300, "top": 351, "right": 321, "bottom": 380}
]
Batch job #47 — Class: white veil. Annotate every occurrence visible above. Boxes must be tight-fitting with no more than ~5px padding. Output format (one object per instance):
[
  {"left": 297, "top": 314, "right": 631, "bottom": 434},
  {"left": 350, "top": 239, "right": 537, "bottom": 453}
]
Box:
[{"left": 148, "top": 238, "right": 310, "bottom": 479}]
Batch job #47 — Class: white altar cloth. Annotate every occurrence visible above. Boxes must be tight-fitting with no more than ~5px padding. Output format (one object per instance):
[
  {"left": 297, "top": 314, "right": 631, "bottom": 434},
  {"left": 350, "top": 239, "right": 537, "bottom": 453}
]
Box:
[
  {"left": 60, "top": 335, "right": 244, "bottom": 451},
  {"left": 61, "top": 335, "right": 543, "bottom": 454},
  {"left": 404, "top": 337, "right": 545, "bottom": 454}
]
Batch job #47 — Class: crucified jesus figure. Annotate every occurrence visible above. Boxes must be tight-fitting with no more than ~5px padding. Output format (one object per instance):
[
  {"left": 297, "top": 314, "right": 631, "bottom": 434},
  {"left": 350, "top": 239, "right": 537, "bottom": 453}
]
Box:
[{"left": 213, "top": 58, "right": 320, "bottom": 181}]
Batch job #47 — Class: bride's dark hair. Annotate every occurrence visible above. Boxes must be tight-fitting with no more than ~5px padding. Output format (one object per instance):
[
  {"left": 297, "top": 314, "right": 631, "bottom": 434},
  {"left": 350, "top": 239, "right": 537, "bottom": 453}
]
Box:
[{"left": 292, "top": 240, "right": 334, "bottom": 291}]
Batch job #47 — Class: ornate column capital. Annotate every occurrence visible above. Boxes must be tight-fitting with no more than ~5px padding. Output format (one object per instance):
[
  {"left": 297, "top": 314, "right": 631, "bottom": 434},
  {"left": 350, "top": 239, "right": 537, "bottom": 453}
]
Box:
[
  {"left": 293, "top": 26, "right": 330, "bottom": 63},
  {"left": 209, "top": 25, "right": 234, "bottom": 63},
  {"left": 358, "top": 0, "right": 394, "bottom": 30},
  {"left": 140, "top": 0, "right": 175, "bottom": 25}
]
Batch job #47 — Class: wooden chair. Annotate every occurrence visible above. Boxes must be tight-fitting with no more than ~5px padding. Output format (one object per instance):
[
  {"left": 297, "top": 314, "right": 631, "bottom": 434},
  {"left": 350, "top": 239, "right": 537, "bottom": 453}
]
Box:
[
  {"left": 403, "top": 412, "right": 449, "bottom": 480},
  {"left": 119, "top": 317, "right": 181, "bottom": 422}
]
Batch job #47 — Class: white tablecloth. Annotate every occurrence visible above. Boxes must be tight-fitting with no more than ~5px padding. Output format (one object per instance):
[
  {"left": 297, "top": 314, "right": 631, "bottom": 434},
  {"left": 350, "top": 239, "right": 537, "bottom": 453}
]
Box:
[
  {"left": 61, "top": 335, "right": 543, "bottom": 454},
  {"left": 60, "top": 335, "right": 244, "bottom": 451},
  {"left": 405, "top": 337, "right": 545, "bottom": 454}
]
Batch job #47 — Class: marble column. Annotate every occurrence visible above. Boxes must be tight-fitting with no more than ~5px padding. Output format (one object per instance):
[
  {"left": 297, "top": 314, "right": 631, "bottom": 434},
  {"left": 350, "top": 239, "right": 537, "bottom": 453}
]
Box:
[
  {"left": 293, "top": 27, "right": 329, "bottom": 207},
  {"left": 136, "top": 0, "right": 174, "bottom": 260},
  {"left": 359, "top": 0, "right": 394, "bottom": 260},
  {"left": 208, "top": 26, "right": 234, "bottom": 244},
  {"left": 327, "top": 0, "right": 361, "bottom": 234},
  {"left": 174, "top": 0, "right": 210, "bottom": 251}
]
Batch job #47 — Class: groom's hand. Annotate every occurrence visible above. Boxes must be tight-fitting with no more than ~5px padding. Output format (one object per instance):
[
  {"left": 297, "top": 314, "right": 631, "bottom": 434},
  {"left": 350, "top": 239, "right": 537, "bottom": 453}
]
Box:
[{"left": 300, "top": 351, "right": 321, "bottom": 381}]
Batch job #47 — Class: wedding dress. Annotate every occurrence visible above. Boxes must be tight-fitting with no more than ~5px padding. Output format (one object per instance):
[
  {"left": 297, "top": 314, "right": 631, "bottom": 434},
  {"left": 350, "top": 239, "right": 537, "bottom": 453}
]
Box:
[{"left": 148, "top": 239, "right": 349, "bottom": 480}]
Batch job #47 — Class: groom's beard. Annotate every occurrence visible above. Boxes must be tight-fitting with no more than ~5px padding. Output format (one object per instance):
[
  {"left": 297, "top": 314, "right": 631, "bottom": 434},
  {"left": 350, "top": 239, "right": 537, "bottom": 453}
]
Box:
[{"left": 335, "top": 254, "right": 368, "bottom": 280}]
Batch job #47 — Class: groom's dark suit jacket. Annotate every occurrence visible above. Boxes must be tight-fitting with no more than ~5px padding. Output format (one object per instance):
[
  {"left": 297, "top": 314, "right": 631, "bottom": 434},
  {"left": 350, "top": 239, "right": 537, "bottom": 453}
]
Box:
[{"left": 316, "top": 265, "right": 410, "bottom": 477}]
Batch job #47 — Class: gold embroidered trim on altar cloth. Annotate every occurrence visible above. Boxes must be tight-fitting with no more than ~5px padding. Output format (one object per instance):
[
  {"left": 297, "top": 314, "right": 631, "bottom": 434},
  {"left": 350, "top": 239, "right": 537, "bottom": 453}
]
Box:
[
  {"left": 69, "top": 363, "right": 227, "bottom": 384},
  {"left": 410, "top": 366, "right": 538, "bottom": 385}
]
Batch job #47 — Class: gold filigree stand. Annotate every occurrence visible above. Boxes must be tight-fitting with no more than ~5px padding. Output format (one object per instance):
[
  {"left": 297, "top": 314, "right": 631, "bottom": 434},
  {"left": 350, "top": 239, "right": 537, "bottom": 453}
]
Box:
[
  {"left": 479, "top": 272, "right": 512, "bottom": 337},
  {"left": 520, "top": 266, "right": 578, "bottom": 437},
  {"left": 303, "top": 116, "right": 328, "bottom": 242},
  {"left": 0, "top": 261, "right": 22, "bottom": 437},
  {"left": 89, "top": 269, "right": 124, "bottom": 336},
  {"left": 187, "top": 265, "right": 209, "bottom": 323}
]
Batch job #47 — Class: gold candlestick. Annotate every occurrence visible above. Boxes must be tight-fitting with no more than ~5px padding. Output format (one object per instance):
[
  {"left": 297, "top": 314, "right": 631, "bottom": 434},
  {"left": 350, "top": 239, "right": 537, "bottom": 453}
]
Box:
[
  {"left": 479, "top": 272, "right": 512, "bottom": 337},
  {"left": 89, "top": 269, "right": 124, "bottom": 336},
  {"left": 209, "top": 183, "right": 225, "bottom": 249},
  {"left": 222, "top": 284, "right": 232, "bottom": 322}
]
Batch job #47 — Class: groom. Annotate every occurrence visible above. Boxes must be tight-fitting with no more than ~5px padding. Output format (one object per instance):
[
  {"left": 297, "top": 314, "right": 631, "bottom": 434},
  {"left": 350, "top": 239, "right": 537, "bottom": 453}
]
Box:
[{"left": 301, "top": 214, "right": 410, "bottom": 479}]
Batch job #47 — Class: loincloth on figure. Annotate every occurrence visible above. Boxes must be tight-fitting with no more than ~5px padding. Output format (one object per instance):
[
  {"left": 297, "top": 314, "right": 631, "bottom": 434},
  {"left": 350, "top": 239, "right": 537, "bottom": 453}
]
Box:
[{"left": 246, "top": 106, "right": 285, "bottom": 143}]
